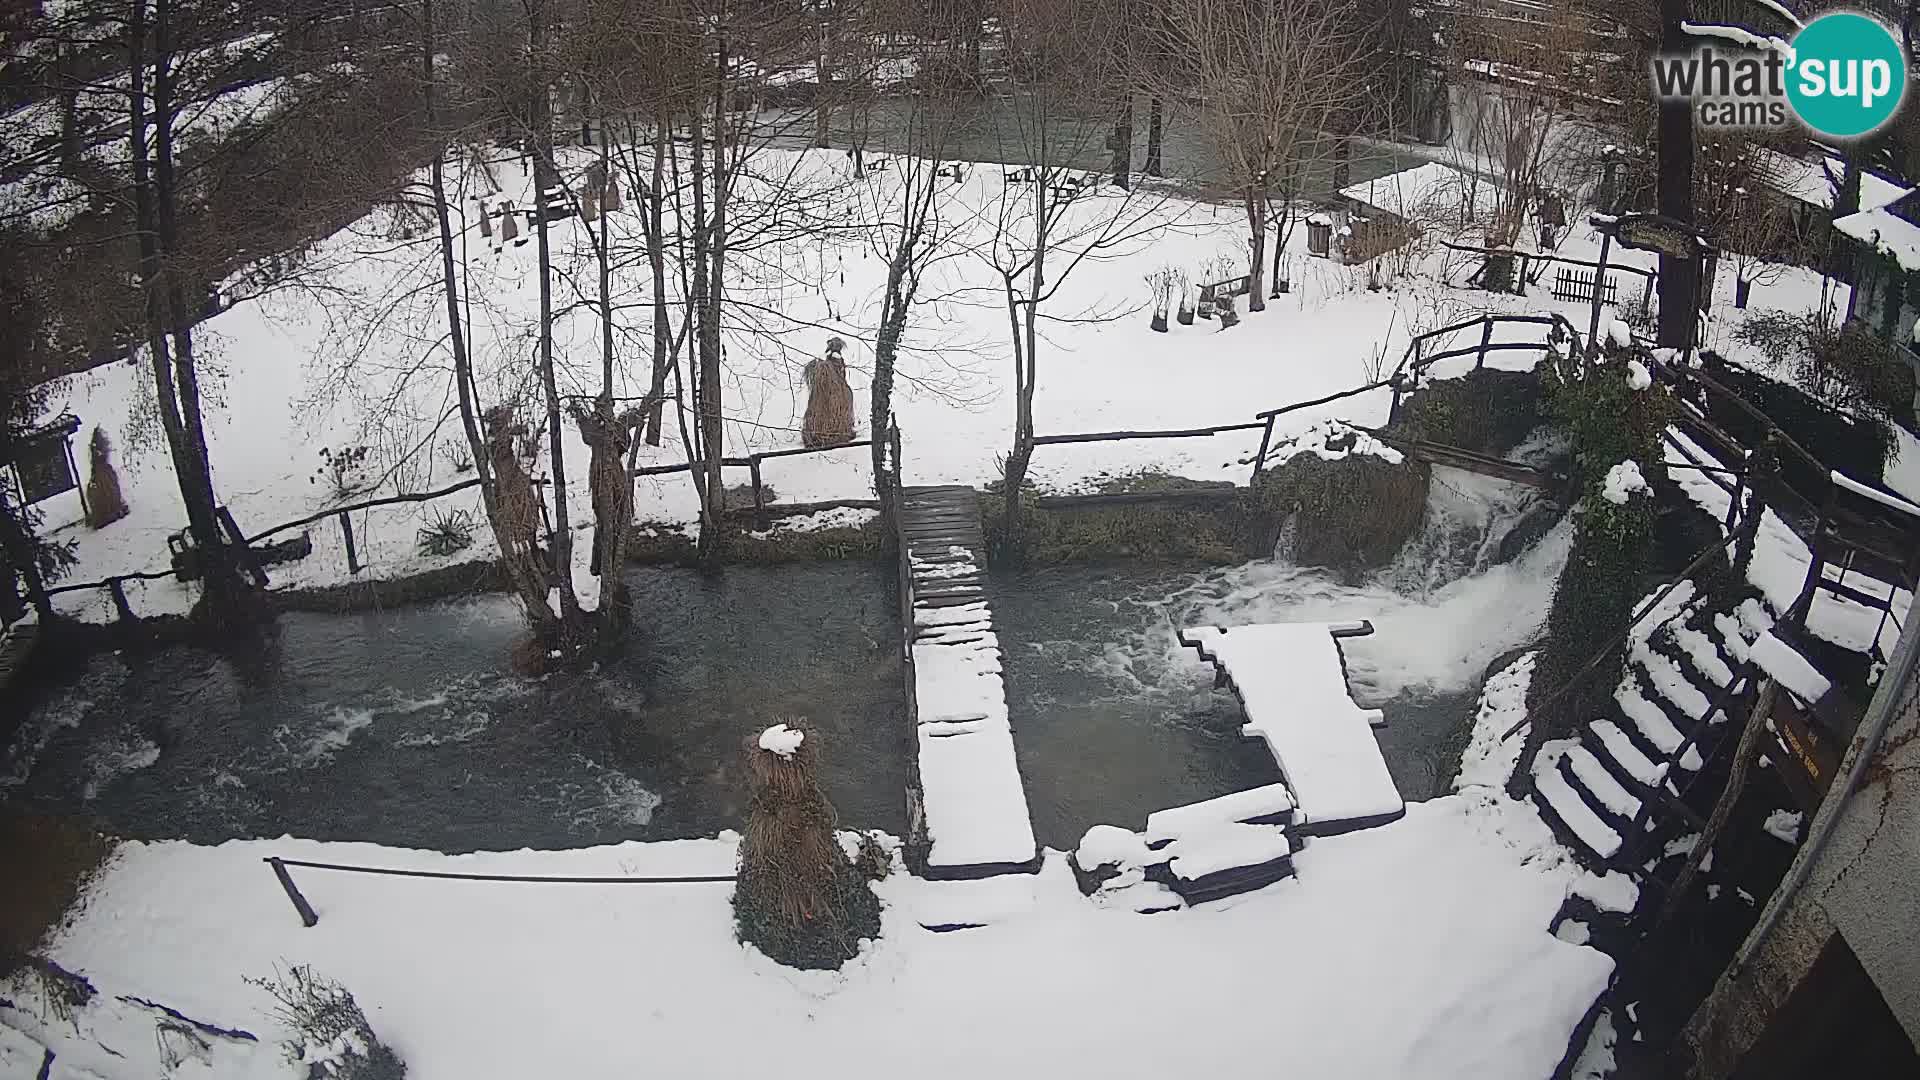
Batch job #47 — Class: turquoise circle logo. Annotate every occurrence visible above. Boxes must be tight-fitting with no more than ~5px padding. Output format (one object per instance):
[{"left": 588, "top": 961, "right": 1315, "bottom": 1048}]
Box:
[{"left": 1786, "top": 12, "right": 1907, "bottom": 138}]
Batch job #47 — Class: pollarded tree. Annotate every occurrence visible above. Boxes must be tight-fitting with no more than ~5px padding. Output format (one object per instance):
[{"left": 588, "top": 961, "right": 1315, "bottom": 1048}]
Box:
[{"left": 986, "top": 0, "right": 1171, "bottom": 537}]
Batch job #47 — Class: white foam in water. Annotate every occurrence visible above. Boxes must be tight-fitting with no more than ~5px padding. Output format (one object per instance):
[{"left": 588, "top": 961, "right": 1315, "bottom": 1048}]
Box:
[
  {"left": 1132, "top": 475, "right": 1574, "bottom": 706},
  {"left": 1, "top": 688, "right": 97, "bottom": 788},
  {"left": 281, "top": 706, "right": 376, "bottom": 766},
  {"left": 567, "top": 757, "right": 663, "bottom": 829},
  {"left": 82, "top": 732, "right": 161, "bottom": 800}
]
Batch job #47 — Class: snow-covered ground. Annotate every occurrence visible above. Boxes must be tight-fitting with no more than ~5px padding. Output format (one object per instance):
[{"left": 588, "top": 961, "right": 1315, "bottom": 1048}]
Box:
[
  {"left": 41, "top": 142, "right": 1886, "bottom": 623},
  {"left": 8, "top": 796, "right": 1614, "bottom": 1080}
]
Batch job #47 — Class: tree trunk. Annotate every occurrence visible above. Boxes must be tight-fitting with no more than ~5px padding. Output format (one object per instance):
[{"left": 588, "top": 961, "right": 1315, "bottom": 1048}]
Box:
[
  {"left": 1003, "top": 171, "right": 1045, "bottom": 538},
  {"left": 814, "top": 16, "right": 831, "bottom": 150},
  {"left": 688, "top": 103, "right": 713, "bottom": 527},
  {"left": 695, "top": 22, "right": 731, "bottom": 569},
  {"left": 529, "top": 1, "right": 584, "bottom": 633},
  {"left": 1110, "top": 97, "right": 1132, "bottom": 190},
  {"left": 1144, "top": 96, "right": 1163, "bottom": 177},
  {"left": 873, "top": 249, "right": 914, "bottom": 540},
  {"left": 644, "top": 117, "right": 672, "bottom": 445},
  {"left": 1246, "top": 191, "right": 1268, "bottom": 312},
  {"left": 139, "top": 0, "right": 253, "bottom": 624},
  {"left": 1655, "top": 0, "right": 1698, "bottom": 350},
  {"left": 422, "top": 0, "right": 552, "bottom": 629}
]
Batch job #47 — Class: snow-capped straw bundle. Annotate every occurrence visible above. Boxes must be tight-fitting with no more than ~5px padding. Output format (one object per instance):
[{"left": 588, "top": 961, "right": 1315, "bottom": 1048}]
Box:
[{"left": 734, "top": 719, "right": 880, "bottom": 969}]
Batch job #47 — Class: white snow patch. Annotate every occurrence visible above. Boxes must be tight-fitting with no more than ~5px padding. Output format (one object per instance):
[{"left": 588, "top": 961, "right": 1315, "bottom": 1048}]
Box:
[
  {"left": 1749, "top": 631, "right": 1833, "bottom": 703},
  {"left": 1076, "top": 824, "right": 1152, "bottom": 870},
  {"left": 757, "top": 723, "right": 805, "bottom": 758},
  {"left": 1455, "top": 651, "right": 1535, "bottom": 791},
  {"left": 1601, "top": 460, "right": 1648, "bottom": 505},
  {"left": 1763, "top": 809, "right": 1804, "bottom": 844}
]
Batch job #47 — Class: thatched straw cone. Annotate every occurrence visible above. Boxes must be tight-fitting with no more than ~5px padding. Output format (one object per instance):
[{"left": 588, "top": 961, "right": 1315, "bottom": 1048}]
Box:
[
  {"left": 800, "top": 339, "right": 856, "bottom": 449},
  {"left": 84, "top": 428, "right": 129, "bottom": 529},
  {"left": 733, "top": 720, "right": 880, "bottom": 969}
]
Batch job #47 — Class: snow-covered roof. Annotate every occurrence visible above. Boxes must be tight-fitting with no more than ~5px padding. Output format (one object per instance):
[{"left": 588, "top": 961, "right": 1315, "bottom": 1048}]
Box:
[
  {"left": 1834, "top": 190, "right": 1920, "bottom": 273},
  {"left": 1339, "top": 162, "right": 1479, "bottom": 224},
  {"left": 1756, "top": 148, "right": 1910, "bottom": 213}
]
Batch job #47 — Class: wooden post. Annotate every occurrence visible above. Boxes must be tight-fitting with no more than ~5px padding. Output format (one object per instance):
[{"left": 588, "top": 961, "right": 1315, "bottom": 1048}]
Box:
[
  {"left": 108, "top": 578, "right": 134, "bottom": 622},
  {"left": 338, "top": 511, "right": 360, "bottom": 575},
  {"left": 218, "top": 506, "right": 267, "bottom": 587},
  {"left": 749, "top": 457, "right": 769, "bottom": 531},
  {"left": 266, "top": 858, "right": 320, "bottom": 928},
  {"left": 65, "top": 436, "right": 90, "bottom": 523},
  {"left": 1250, "top": 415, "right": 1277, "bottom": 478},
  {"left": 1476, "top": 317, "right": 1493, "bottom": 370},
  {"left": 1586, "top": 229, "right": 1614, "bottom": 364}
]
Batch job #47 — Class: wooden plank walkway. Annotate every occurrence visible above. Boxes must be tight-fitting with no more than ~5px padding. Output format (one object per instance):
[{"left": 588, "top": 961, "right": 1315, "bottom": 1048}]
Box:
[{"left": 898, "top": 486, "right": 1039, "bottom": 881}]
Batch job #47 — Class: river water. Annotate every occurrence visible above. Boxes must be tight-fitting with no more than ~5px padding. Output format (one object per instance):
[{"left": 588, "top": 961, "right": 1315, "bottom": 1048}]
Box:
[{"left": 4, "top": 466, "right": 1567, "bottom": 853}]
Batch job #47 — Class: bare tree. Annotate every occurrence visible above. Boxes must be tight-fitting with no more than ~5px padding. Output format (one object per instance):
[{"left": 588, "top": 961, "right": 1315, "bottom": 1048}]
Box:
[
  {"left": 985, "top": 0, "right": 1171, "bottom": 534},
  {"left": 1154, "top": 0, "right": 1363, "bottom": 312}
]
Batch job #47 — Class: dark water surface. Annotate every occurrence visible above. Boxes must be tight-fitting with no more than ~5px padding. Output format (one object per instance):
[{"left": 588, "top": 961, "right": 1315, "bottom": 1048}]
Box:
[
  {"left": 4, "top": 564, "right": 907, "bottom": 852},
  {"left": 7, "top": 464, "right": 1548, "bottom": 853}
]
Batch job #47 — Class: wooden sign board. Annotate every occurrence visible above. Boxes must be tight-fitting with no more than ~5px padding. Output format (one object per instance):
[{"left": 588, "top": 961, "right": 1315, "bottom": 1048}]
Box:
[{"left": 1615, "top": 214, "right": 1705, "bottom": 260}]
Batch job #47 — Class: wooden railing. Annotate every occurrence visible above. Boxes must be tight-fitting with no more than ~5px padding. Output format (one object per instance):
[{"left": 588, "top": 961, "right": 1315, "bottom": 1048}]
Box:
[{"left": 32, "top": 431, "right": 891, "bottom": 623}]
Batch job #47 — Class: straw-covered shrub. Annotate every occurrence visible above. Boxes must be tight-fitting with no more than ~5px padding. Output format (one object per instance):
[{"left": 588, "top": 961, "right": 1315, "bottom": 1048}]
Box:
[
  {"left": 84, "top": 428, "right": 130, "bottom": 529},
  {"left": 734, "top": 721, "right": 880, "bottom": 970}
]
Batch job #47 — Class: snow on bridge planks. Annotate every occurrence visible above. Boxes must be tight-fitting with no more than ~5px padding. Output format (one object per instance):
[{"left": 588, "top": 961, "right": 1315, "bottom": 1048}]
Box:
[
  {"left": 898, "top": 486, "right": 1039, "bottom": 880},
  {"left": 1179, "top": 621, "right": 1405, "bottom": 835}
]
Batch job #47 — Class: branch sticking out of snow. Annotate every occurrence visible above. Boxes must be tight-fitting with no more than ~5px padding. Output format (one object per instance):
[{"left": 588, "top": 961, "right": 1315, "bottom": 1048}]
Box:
[{"left": 758, "top": 724, "right": 805, "bottom": 758}]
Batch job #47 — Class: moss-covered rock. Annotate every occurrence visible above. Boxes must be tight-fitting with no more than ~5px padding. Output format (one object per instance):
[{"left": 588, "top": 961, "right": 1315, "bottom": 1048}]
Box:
[
  {"left": 1391, "top": 367, "right": 1545, "bottom": 456},
  {"left": 1249, "top": 450, "right": 1430, "bottom": 582}
]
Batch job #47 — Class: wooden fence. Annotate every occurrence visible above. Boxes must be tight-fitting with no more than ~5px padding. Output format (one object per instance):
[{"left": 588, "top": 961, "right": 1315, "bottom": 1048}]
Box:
[{"left": 32, "top": 432, "right": 892, "bottom": 623}]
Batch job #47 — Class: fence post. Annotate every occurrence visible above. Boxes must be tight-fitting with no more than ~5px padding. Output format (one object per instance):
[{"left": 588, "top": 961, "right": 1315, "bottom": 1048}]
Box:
[
  {"left": 107, "top": 578, "right": 134, "bottom": 622},
  {"left": 266, "top": 858, "right": 320, "bottom": 928},
  {"left": 1249, "top": 415, "right": 1277, "bottom": 479},
  {"left": 1476, "top": 318, "right": 1493, "bottom": 370},
  {"left": 749, "top": 457, "right": 769, "bottom": 531},
  {"left": 337, "top": 511, "right": 360, "bottom": 575}
]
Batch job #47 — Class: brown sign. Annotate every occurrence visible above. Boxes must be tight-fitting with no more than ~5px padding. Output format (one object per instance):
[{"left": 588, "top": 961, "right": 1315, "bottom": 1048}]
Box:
[{"left": 1615, "top": 214, "right": 1704, "bottom": 259}]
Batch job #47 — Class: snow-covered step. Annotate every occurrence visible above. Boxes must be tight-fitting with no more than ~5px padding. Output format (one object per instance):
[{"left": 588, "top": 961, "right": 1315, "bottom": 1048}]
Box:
[
  {"left": 1165, "top": 823, "right": 1293, "bottom": 882},
  {"left": 1589, "top": 719, "right": 1669, "bottom": 788},
  {"left": 1631, "top": 640, "right": 1716, "bottom": 724},
  {"left": 908, "top": 873, "right": 1041, "bottom": 932},
  {"left": 1178, "top": 622, "right": 1403, "bottom": 834},
  {"left": 1563, "top": 744, "right": 1643, "bottom": 822},
  {"left": 1749, "top": 631, "right": 1833, "bottom": 704},
  {"left": 1615, "top": 677, "right": 1704, "bottom": 771},
  {"left": 1143, "top": 783, "right": 1296, "bottom": 845},
  {"left": 1157, "top": 821, "right": 1297, "bottom": 905},
  {"left": 1534, "top": 741, "right": 1624, "bottom": 861},
  {"left": 1672, "top": 623, "right": 1734, "bottom": 689},
  {"left": 1713, "top": 612, "right": 1754, "bottom": 663}
]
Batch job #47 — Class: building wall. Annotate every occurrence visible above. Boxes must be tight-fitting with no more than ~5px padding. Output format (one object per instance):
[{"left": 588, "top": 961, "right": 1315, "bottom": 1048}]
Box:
[{"left": 1683, "top": 618, "right": 1920, "bottom": 1077}]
